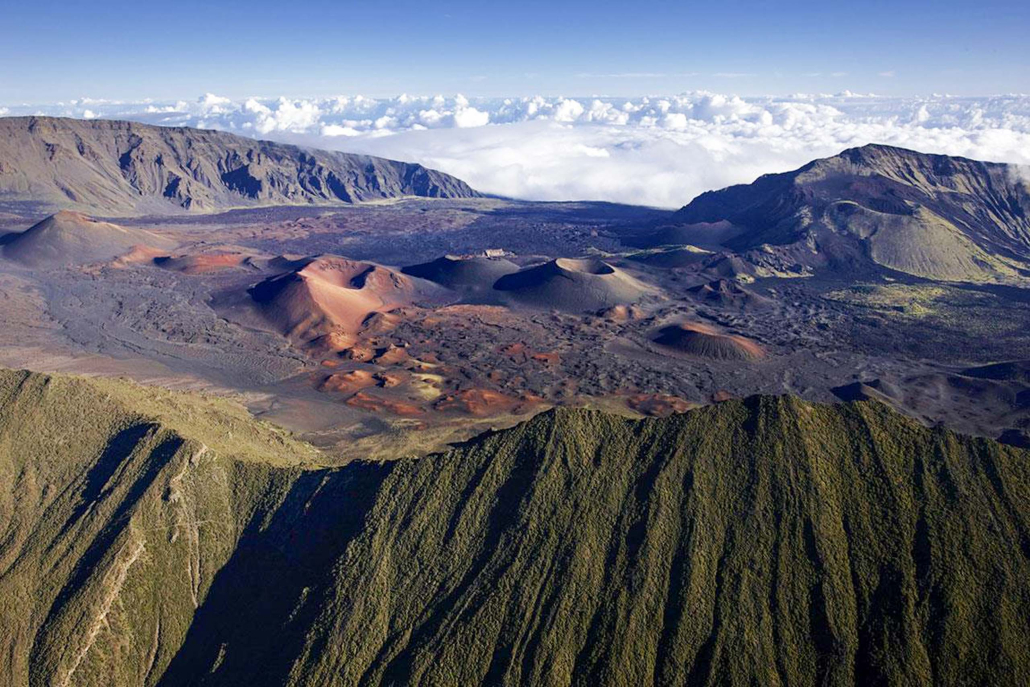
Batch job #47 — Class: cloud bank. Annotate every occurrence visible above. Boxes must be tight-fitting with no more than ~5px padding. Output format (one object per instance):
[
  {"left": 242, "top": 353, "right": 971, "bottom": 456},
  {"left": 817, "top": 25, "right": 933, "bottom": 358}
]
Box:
[{"left": 5, "top": 92, "right": 1030, "bottom": 208}]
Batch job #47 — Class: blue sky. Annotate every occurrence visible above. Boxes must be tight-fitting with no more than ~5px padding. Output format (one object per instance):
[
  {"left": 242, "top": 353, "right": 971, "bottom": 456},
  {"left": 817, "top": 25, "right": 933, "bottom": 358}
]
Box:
[{"left": 0, "top": 0, "right": 1027, "bottom": 102}]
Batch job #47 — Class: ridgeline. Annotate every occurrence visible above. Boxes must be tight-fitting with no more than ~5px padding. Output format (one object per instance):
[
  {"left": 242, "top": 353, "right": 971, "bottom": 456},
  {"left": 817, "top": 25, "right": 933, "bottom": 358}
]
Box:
[{"left": 1, "top": 369, "right": 1028, "bottom": 685}]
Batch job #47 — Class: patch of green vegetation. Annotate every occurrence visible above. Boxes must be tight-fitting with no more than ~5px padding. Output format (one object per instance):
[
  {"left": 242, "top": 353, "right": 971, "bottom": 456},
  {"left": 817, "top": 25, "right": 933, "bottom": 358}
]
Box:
[
  {"left": 824, "top": 283, "right": 951, "bottom": 319},
  {"left": 2, "top": 369, "right": 1030, "bottom": 686},
  {"left": 0, "top": 369, "right": 318, "bottom": 686},
  {"left": 84, "top": 374, "right": 321, "bottom": 467},
  {"left": 824, "top": 281, "right": 1030, "bottom": 358},
  {"left": 824, "top": 280, "right": 1030, "bottom": 363}
]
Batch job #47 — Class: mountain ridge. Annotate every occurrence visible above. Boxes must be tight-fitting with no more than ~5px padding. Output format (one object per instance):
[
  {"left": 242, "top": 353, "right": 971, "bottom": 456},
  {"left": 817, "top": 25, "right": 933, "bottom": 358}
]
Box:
[
  {"left": 2, "top": 368, "right": 1030, "bottom": 685},
  {"left": 664, "top": 143, "right": 1030, "bottom": 282},
  {"left": 0, "top": 116, "right": 480, "bottom": 215}
]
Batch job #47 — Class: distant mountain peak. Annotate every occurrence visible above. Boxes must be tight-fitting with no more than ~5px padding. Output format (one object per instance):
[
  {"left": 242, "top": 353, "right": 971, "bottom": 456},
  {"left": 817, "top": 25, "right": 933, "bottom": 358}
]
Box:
[
  {"left": 665, "top": 145, "right": 1030, "bottom": 283},
  {"left": 0, "top": 116, "right": 480, "bottom": 215}
]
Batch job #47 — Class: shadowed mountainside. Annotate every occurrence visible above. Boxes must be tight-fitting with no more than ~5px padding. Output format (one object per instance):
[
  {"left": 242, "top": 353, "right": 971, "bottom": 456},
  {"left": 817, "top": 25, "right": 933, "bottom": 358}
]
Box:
[
  {"left": 0, "top": 369, "right": 324, "bottom": 687},
  {"left": 2, "top": 369, "right": 1030, "bottom": 685},
  {"left": 0, "top": 116, "right": 479, "bottom": 215},
  {"left": 656, "top": 144, "right": 1030, "bottom": 283}
]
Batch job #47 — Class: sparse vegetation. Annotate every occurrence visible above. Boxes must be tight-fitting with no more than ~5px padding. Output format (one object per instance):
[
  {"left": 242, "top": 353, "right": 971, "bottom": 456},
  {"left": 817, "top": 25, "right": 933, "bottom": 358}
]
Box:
[
  {"left": 824, "top": 283, "right": 952, "bottom": 319},
  {"left": 675, "top": 144, "right": 1030, "bottom": 285}
]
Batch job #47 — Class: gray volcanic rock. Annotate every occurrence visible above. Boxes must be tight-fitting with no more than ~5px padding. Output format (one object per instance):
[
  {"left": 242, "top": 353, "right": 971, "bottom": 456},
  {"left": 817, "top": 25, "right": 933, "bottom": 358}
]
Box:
[
  {"left": 686, "top": 278, "right": 771, "bottom": 309},
  {"left": 494, "top": 257, "right": 655, "bottom": 311},
  {"left": 662, "top": 144, "right": 1030, "bottom": 282},
  {"left": 0, "top": 116, "right": 480, "bottom": 215},
  {"left": 401, "top": 254, "right": 520, "bottom": 290},
  {"left": 626, "top": 246, "right": 712, "bottom": 269},
  {"left": 962, "top": 360, "right": 1030, "bottom": 384}
]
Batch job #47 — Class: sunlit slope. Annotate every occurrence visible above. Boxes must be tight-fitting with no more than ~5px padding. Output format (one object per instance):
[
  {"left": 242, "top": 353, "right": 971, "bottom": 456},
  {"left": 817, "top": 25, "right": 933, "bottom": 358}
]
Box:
[
  {"left": 286, "top": 399, "right": 1030, "bottom": 686},
  {"left": 669, "top": 144, "right": 1030, "bottom": 282},
  {"left": 1, "top": 211, "right": 176, "bottom": 267},
  {"left": 2, "top": 369, "right": 1029, "bottom": 686}
]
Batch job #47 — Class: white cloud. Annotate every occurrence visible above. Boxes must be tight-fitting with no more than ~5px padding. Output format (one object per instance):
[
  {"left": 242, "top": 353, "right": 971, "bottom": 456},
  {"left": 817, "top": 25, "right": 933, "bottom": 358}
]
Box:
[
  {"left": 197, "top": 92, "right": 233, "bottom": 115},
  {"left": 320, "top": 123, "right": 361, "bottom": 137},
  {"left": 1007, "top": 163, "right": 1030, "bottom": 186},
  {"left": 453, "top": 106, "right": 490, "bottom": 128},
  {"left": 662, "top": 113, "right": 689, "bottom": 130},
  {"left": 4, "top": 92, "right": 1030, "bottom": 208},
  {"left": 554, "top": 99, "right": 586, "bottom": 122}
]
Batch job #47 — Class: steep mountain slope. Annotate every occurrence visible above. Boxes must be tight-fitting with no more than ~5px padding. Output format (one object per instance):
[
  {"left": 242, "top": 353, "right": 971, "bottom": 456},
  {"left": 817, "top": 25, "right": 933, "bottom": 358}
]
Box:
[
  {"left": 2, "top": 369, "right": 1030, "bottom": 686},
  {"left": 0, "top": 369, "right": 323, "bottom": 687},
  {"left": 285, "top": 397, "right": 1030, "bottom": 686},
  {"left": 662, "top": 144, "right": 1030, "bottom": 282},
  {"left": 1, "top": 210, "right": 176, "bottom": 266},
  {"left": 0, "top": 116, "right": 479, "bottom": 214}
]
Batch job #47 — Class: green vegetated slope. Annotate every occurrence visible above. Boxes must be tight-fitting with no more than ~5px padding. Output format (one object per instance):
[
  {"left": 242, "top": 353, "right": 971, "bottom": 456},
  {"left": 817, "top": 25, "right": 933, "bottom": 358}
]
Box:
[
  {"left": 0, "top": 369, "right": 327, "bottom": 687},
  {"left": 287, "top": 399, "right": 1030, "bottom": 686},
  {"left": 2, "top": 369, "right": 1030, "bottom": 686}
]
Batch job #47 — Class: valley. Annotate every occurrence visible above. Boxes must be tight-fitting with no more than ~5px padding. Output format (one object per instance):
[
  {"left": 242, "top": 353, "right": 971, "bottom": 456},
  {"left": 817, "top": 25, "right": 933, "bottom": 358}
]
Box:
[{"left": 2, "top": 144, "right": 1030, "bottom": 458}]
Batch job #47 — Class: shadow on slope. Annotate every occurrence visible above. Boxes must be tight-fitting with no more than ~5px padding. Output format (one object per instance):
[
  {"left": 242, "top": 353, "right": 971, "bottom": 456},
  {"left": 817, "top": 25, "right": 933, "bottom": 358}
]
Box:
[{"left": 157, "top": 463, "right": 393, "bottom": 686}]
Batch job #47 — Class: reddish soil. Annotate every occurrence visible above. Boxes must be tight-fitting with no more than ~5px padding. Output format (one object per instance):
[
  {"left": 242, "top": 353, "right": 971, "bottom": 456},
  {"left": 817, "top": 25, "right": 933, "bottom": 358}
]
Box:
[
  {"left": 319, "top": 369, "right": 376, "bottom": 394},
  {"left": 436, "top": 388, "right": 521, "bottom": 417},
  {"left": 346, "top": 392, "right": 424, "bottom": 417},
  {"left": 374, "top": 345, "right": 410, "bottom": 365},
  {"left": 155, "top": 252, "right": 253, "bottom": 274}
]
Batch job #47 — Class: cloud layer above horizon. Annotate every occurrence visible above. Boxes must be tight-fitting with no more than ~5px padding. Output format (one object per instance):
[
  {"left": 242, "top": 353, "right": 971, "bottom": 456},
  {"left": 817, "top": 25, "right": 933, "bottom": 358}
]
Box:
[{"left": 5, "top": 92, "right": 1030, "bottom": 208}]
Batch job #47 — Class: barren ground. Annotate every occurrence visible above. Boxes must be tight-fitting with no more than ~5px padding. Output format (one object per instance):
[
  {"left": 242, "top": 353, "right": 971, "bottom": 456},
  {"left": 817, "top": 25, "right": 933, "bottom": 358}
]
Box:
[{"left": 2, "top": 197, "right": 1029, "bottom": 459}]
